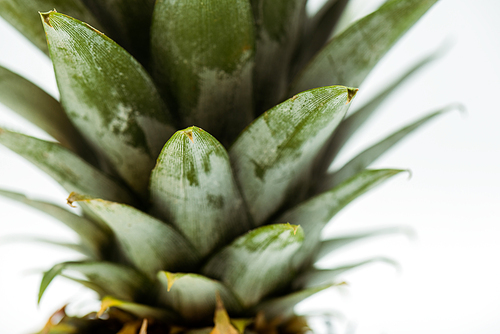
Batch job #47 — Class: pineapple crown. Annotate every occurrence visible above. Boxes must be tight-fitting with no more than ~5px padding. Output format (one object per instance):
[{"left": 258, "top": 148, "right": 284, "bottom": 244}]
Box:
[{"left": 0, "top": 0, "right": 451, "bottom": 333}]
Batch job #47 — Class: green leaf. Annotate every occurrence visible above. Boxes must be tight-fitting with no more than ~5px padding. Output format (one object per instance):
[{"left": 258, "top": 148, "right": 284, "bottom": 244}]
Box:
[
  {"left": 157, "top": 271, "right": 243, "bottom": 323},
  {"left": 327, "top": 107, "right": 455, "bottom": 189},
  {"left": 294, "top": 257, "right": 398, "bottom": 289},
  {"left": 250, "top": 0, "right": 307, "bottom": 112},
  {"left": 41, "top": 11, "right": 176, "bottom": 195},
  {"left": 229, "top": 86, "right": 356, "bottom": 225},
  {"left": 0, "top": 0, "right": 104, "bottom": 55},
  {"left": 202, "top": 224, "right": 304, "bottom": 307},
  {"left": 81, "top": 0, "right": 156, "bottom": 64},
  {"left": 151, "top": 0, "right": 255, "bottom": 146},
  {"left": 0, "top": 235, "right": 92, "bottom": 257},
  {"left": 67, "top": 194, "right": 200, "bottom": 279},
  {"left": 292, "top": 0, "right": 349, "bottom": 76},
  {"left": 0, "top": 129, "right": 135, "bottom": 204},
  {"left": 0, "top": 188, "right": 107, "bottom": 257},
  {"left": 98, "top": 296, "right": 175, "bottom": 321},
  {"left": 39, "top": 261, "right": 149, "bottom": 304},
  {"left": 150, "top": 127, "right": 251, "bottom": 257},
  {"left": 290, "top": 0, "right": 438, "bottom": 94},
  {"left": 315, "top": 226, "right": 414, "bottom": 262},
  {"left": 0, "top": 65, "right": 95, "bottom": 161},
  {"left": 311, "top": 51, "right": 441, "bottom": 182},
  {"left": 276, "top": 169, "right": 405, "bottom": 269},
  {"left": 254, "top": 284, "right": 333, "bottom": 322}
]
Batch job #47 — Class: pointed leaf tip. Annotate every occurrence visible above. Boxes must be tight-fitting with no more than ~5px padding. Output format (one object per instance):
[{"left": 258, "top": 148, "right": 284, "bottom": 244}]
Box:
[
  {"left": 211, "top": 293, "right": 239, "bottom": 334},
  {"left": 347, "top": 88, "right": 359, "bottom": 103},
  {"left": 40, "top": 11, "right": 52, "bottom": 27}
]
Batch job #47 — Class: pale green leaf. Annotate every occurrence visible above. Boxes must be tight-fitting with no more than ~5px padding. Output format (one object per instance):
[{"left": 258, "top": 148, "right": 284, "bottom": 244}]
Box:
[
  {"left": 0, "top": 129, "right": 135, "bottom": 204},
  {"left": 202, "top": 224, "right": 304, "bottom": 307},
  {"left": 157, "top": 271, "right": 243, "bottom": 323},
  {"left": 0, "top": 65, "right": 95, "bottom": 161},
  {"left": 328, "top": 107, "right": 455, "bottom": 189},
  {"left": 150, "top": 127, "right": 251, "bottom": 256},
  {"left": 39, "top": 261, "right": 149, "bottom": 304},
  {"left": 315, "top": 226, "right": 414, "bottom": 262},
  {"left": 151, "top": 0, "right": 255, "bottom": 146},
  {"left": 277, "top": 169, "right": 405, "bottom": 269},
  {"left": 312, "top": 51, "right": 440, "bottom": 182},
  {"left": 67, "top": 194, "right": 200, "bottom": 279},
  {"left": 41, "top": 11, "right": 176, "bottom": 195},
  {"left": 294, "top": 257, "right": 398, "bottom": 289},
  {"left": 254, "top": 284, "right": 333, "bottom": 322},
  {"left": 290, "top": 0, "right": 438, "bottom": 94},
  {"left": 0, "top": 235, "right": 91, "bottom": 257},
  {"left": 81, "top": 0, "right": 156, "bottom": 64},
  {"left": 250, "top": 0, "right": 307, "bottom": 112},
  {"left": 0, "top": 188, "right": 107, "bottom": 257},
  {"left": 229, "top": 86, "right": 356, "bottom": 225},
  {"left": 0, "top": 0, "right": 104, "bottom": 55}
]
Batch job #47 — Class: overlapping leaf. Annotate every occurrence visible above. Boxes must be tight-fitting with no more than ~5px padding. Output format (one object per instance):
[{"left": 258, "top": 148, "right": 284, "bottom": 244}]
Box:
[
  {"left": 98, "top": 296, "right": 175, "bottom": 321},
  {"left": 230, "top": 86, "right": 356, "bottom": 225},
  {"left": 41, "top": 11, "right": 176, "bottom": 195},
  {"left": 250, "top": 0, "right": 307, "bottom": 112},
  {"left": 290, "top": 0, "right": 438, "bottom": 94},
  {"left": 151, "top": 0, "right": 255, "bottom": 145},
  {"left": 0, "top": 129, "right": 135, "bottom": 204},
  {"left": 0, "top": 0, "right": 103, "bottom": 55},
  {"left": 150, "top": 127, "right": 250, "bottom": 257},
  {"left": 67, "top": 194, "right": 200, "bottom": 279},
  {"left": 157, "top": 272, "right": 243, "bottom": 323},
  {"left": 277, "top": 169, "right": 405, "bottom": 269},
  {"left": 203, "top": 224, "right": 303, "bottom": 307}
]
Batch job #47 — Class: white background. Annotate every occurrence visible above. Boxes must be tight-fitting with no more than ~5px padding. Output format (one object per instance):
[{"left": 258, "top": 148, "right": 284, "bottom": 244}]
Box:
[{"left": 1, "top": 1, "right": 499, "bottom": 333}]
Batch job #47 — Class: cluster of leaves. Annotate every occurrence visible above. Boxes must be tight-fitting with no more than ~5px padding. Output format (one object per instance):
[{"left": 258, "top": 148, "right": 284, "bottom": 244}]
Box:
[{"left": 0, "top": 0, "right": 451, "bottom": 333}]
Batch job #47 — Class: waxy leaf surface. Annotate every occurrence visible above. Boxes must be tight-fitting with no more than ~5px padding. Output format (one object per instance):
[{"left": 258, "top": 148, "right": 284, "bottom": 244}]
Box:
[
  {"left": 151, "top": 0, "right": 255, "bottom": 145},
  {"left": 290, "top": 0, "right": 438, "bottom": 94},
  {"left": 0, "top": 129, "right": 134, "bottom": 204},
  {"left": 150, "top": 127, "right": 250, "bottom": 256},
  {"left": 157, "top": 272, "right": 242, "bottom": 323},
  {"left": 230, "top": 86, "right": 355, "bottom": 225},
  {"left": 203, "top": 224, "right": 304, "bottom": 307},
  {"left": 42, "top": 11, "right": 176, "bottom": 195},
  {"left": 68, "top": 194, "right": 200, "bottom": 279}
]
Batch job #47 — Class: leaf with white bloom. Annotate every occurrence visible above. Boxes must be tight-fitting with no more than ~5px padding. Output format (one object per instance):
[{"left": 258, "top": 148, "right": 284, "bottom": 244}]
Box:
[{"left": 203, "top": 224, "right": 304, "bottom": 307}]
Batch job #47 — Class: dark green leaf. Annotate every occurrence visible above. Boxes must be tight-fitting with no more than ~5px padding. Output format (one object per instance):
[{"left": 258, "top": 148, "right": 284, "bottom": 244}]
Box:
[
  {"left": 202, "top": 224, "right": 304, "bottom": 307},
  {"left": 229, "top": 86, "right": 356, "bottom": 225},
  {"left": 327, "top": 107, "right": 455, "bottom": 189},
  {"left": 39, "top": 261, "right": 149, "bottom": 304},
  {"left": 42, "top": 11, "right": 176, "bottom": 195},
  {"left": 67, "top": 194, "right": 200, "bottom": 279},
  {"left": 290, "top": 0, "right": 438, "bottom": 94},
  {"left": 276, "top": 169, "right": 405, "bottom": 270},
  {"left": 294, "top": 257, "right": 398, "bottom": 289},
  {"left": 0, "top": 0, "right": 104, "bottom": 55},
  {"left": 0, "top": 188, "right": 107, "bottom": 257},
  {"left": 250, "top": 0, "right": 307, "bottom": 113},
  {"left": 98, "top": 296, "right": 176, "bottom": 321},
  {"left": 81, "top": 0, "right": 156, "bottom": 64},
  {"left": 151, "top": 0, "right": 255, "bottom": 146},
  {"left": 150, "top": 127, "right": 251, "bottom": 256},
  {"left": 0, "top": 129, "right": 135, "bottom": 204},
  {"left": 0, "top": 65, "right": 95, "bottom": 161},
  {"left": 315, "top": 226, "right": 414, "bottom": 261},
  {"left": 157, "top": 271, "right": 243, "bottom": 323},
  {"left": 311, "top": 51, "right": 441, "bottom": 182}
]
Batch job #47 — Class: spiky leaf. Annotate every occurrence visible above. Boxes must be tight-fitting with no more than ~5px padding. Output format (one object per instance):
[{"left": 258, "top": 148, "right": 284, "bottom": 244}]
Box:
[
  {"left": 151, "top": 0, "right": 255, "bottom": 145},
  {"left": 41, "top": 11, "right": 176, "bottom": 195},
  {"left": 290, "top": 0, "right": 438, "bottom": 94},
  {"left": 0, "top": 129, "right": 135, "bottom": 204},
  {"left": 98, "top": 296, "right": 175, "bottom": 321},
  {"left": 230, "top": 86, "right": 356, "bottom": 225},
  {"left": 157, "top": 272, "right": 242, "bottom": 323},
  {"left": 203, "top": 224, "right": 304, "bottom": 307},
  {"left": 150, "top": 127, "right": 250, "bottom": 256},
  {"left": 67, "top": 194, "right": 200, "bottom": 279}
]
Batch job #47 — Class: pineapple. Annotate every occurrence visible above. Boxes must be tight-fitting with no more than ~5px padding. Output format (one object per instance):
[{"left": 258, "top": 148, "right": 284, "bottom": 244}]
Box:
[{"left": 0, "top": 0, "right": 451, "bottom": 333}]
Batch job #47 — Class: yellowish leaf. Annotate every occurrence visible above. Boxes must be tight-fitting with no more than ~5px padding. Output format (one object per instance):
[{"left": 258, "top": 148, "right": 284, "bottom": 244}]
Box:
[{"left": 210, "top": 294, "right": 239, "bottom": 334}]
